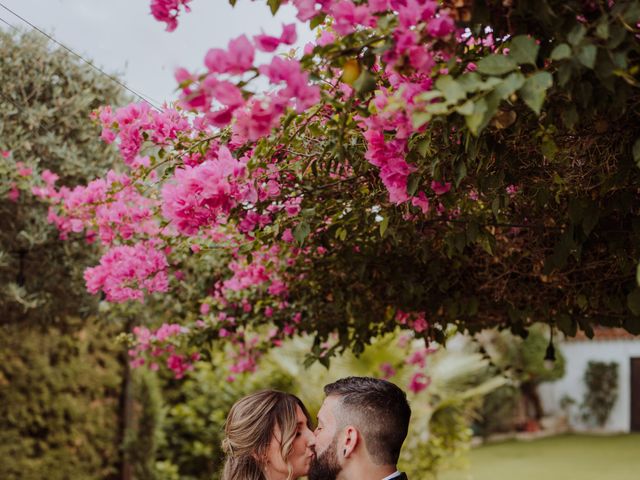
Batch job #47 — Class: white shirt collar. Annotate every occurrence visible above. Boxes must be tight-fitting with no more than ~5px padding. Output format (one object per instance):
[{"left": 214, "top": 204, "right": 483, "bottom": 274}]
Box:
[{"left": 381, "top": 471, "right": 402, "bottom": 480}]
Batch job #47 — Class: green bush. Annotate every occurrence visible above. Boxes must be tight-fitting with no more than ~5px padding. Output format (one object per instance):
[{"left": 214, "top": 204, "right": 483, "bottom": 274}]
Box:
[
  {"left": 0, "top": 318, "right": 123, "bottom": 480},
  {"left": 581, "top": 361, "right": 619, "bottom": 427}
]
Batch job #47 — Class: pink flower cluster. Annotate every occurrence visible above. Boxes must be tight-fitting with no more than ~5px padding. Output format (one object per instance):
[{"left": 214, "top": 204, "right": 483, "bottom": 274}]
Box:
[
  {"left": 396, "top": 310, "right": 429, "bottom": 333},
  {"left": 42, "top": 170, "right": 159, "bottom": 244},
  {"left": 254, "top": 24, "right": 297, "bottom": 52},
  {"left": 129, "top": 323, "right": 200, "bottom": 378},
  {"left": 97, "top": 103, "right": 191, "bottom": 167},
  {"left": 221, "top": 246, "right": 289, "bottom": 298},
  {"left": 175, "top": 25, "right": 319, "bottom": 142},
  {"left": 84, "top": 241, "right": 169, "bottom": 302},
  {"left": 150, "top": 0, "right": 192, "bottom": 32},
  {"left": 160, "top": 146, "right": 249, "bottom": 235}
]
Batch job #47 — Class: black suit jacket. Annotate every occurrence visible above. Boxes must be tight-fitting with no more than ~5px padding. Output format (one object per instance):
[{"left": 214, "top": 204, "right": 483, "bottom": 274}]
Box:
[{"left": 397, "top": 473, "right": 408, "bottom": 480}]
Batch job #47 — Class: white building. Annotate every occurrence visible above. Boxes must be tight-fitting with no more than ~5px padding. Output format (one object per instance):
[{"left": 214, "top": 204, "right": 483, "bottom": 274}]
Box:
[{"left": 539, "top": 328, "right": 640, "bottom": 432}]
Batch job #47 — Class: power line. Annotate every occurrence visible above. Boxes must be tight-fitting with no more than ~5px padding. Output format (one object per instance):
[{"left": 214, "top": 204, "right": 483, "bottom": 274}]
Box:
[
  {"left": 0, "top": 11, "right": 18, "bottom": 32},
  {"left": 0, "top": 2, "right": 164, "bottom": 111}
]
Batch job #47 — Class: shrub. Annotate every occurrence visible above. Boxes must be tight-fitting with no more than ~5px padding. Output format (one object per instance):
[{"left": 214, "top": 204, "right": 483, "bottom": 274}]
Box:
[{"left": 581, "top": 361, "right": 619, "bottom": 427}]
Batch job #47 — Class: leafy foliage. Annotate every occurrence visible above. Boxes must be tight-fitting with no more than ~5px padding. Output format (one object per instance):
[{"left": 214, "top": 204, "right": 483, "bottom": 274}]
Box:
[
  {"left": 581, "top": 360, "right": 619, "bottom": 427},
  {"left": 0, "top": 318, "right": 122, "bottom": 480},
  {"left": 477, "top": 326, "right": 566, "bottom": 434},
  {"left": 0, "top": 29, "right": 127, "bottom": 324},
  {"left": 18, "top": 1, "right": 640, "bottom": 372}
]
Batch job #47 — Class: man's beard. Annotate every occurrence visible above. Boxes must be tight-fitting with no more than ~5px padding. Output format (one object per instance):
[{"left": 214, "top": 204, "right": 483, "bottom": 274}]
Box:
[{"left": 308, "top": 435, "right": 342, "bottom": 480}]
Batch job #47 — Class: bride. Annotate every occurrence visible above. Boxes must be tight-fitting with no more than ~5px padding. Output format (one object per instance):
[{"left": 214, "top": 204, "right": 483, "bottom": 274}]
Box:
[{"left": 221, "top": 390, "right": 316, "bottom": 480}]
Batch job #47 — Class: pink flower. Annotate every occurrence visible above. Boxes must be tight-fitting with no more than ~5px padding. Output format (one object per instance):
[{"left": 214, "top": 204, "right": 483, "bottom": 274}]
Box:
[
  {"left": 427, "top": 15, "right": 455, "bottom": 38},
  {"left": 431, "top": 180, "right": 451, "bottom": 195},
  {"left": 7, "top": 183, "right": 19, "bottom": 202},
  {"left": 280, "top": 24, "right": 297, "bottom": 44},
  {"left": 161, "top": 147, "right": 246, "bottom": 234},
  {"left": 379, "top": 362, "right": 396, "bottom": 379},
  {"left": 41, "top": 169, "right": 59, "bottom": 187},
  {"left": 16, "top": 162, "right": 32, "bottom": 177},
  {"left": 332, "top": 0, "right": 371, "bottom": 36},
  {"left": 317, "top": 30, "right": 336, "bottom": 47},
  {"left": 411, "top": 191, "right": 430, "bottom": 214},
  {"left": 253, "top": 24, "right": 297, "bottom": 52},
  {"left": 83, "top": 241, "right": 169, "bottom": 302},
  {"left": 282, "top": 228, "right": 295, "bottom": 243},
  {"left": 204, "top": 35, "right": 255, "bottom": 75},
  {"left": 506, "top": 184, "right": 519, "bottom": 196},
  {"left": 227, "top": 35, "right": 255, "bottom": 74},
  {"left": 254, "top": 33, "right": 281, "bottom": 53},
  {"left": 284, "top": 197, "right": 302, "bottom": 217},
  {"left": 150, "top": 0, "right": 192, "bottom": 32},
  {"left": 292, "top": 0, "right": 318, "bottom": 21},
  {"left": 408, "top": 372, "right": 431, "bottom": 393},
  {"left": 232, "top": 97, "right": 286, "bottom": 141},
  {"left": 406, "top": 349, "right": 428, "bottom": 368},
  {"left": 412, "top": 316, "right": 428, "bottom": 333}
]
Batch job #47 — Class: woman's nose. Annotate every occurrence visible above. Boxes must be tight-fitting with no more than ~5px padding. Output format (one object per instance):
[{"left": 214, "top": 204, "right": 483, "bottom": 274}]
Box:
[{"left": 305, "top": 428, "right": 316, "bottom": 447}]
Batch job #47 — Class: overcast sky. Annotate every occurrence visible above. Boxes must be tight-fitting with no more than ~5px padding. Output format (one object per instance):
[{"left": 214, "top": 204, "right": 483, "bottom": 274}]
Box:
[{"left": 0, "top": 0, "right": 313, "bottom": 104}]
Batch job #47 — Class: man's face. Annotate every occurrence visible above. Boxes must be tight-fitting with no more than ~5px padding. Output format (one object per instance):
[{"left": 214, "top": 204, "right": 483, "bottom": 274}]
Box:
[{"left": 308, "top": 396, "right": 342, "bottom": 480}]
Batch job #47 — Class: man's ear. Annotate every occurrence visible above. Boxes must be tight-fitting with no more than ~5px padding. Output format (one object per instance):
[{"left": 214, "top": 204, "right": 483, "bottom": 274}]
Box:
[{"left": 341, "top": 425, "right": 359, "bottom": 458}]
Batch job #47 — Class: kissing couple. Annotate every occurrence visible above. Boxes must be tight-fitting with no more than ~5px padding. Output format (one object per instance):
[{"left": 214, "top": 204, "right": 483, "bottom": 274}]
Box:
[{"left": 221, "top": 376, "right": 411, "bottom": 480}]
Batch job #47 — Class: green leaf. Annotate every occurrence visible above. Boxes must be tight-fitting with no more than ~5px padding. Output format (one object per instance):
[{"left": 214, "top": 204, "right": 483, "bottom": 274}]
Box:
[
  {"left": 519, "top": 71, "right": 553, "bottom": 114},
  {"left": 267, "top": 0, "right": 281, "bottom": 14},
  {"left": 636, "top": 263, "right": 640, "bottom": 286},
  {"left": 577, "top": 44, "right": 597, "bottom": 69},
  {"left": 379, "top": 216, "right": 389, "bottom": 237},
  {"left": 628, "top": 289, "right": 640, "bottom": 316},
  {"left": 435, "top": 75, "right": 467, "bottom": 103},
  {"left": 476, "top": 54, "right": 517, "bottom": 75},
  {"left": 596, "top": 21, "right": 610, "bottom": 40},
  {"left": 464, "top": 98, "right": 488, "bottom": 136},
  {"left": 417, "top": 138, "right": 432, "bottom": 157},
  {"left": 633, "top": 139, "right": 640, "bottom": 167},
  {"left": 416, "top": 90, "right": 444, "bottom": 102},
  {"left": 455, "top": 99, "right": 474, "bottom": 116},
  {"left": 353, "top": 69, "right": 377, "bottom": 94},
  {"left": 550, "top": 43, "right": 571, "bottom": 61},
  {"left": 557, "top": 313, "right": 577, "bottom": 337},
  {"left": 407, "top": 174, "right": 420, "bottom": 196},
  {"left": 508, "top": 35, "right": 539, "bottom": 66},
  {"left": 493, "top": 72, "right": 525, "bottom": 99},
  {"left": 567, "top": 24, "right": 586, "bottom": 46},
  {"left": 309, "top": 13, "right": 326, "bottom": 29},
  {"left": 412, "top": 110, "right": 432, "bottom": 129},
  {"left": 293, "top": 222, "right": 310, "bottom": 245}
]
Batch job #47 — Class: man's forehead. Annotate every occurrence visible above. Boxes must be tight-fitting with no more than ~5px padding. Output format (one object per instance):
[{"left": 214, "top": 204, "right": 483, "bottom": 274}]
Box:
[{"left": 318, "top": 395, "right": 340, "bottom": 421}]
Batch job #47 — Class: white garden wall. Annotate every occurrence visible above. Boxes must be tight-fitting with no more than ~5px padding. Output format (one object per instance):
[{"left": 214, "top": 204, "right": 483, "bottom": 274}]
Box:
[{"left": 538, "top": 339, "right": 640, "bottom": 432}]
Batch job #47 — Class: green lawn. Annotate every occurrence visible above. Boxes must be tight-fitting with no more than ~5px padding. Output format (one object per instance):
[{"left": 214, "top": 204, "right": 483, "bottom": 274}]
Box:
[{"left": 441, "top": 434, "right": 640, "bottom": 480}]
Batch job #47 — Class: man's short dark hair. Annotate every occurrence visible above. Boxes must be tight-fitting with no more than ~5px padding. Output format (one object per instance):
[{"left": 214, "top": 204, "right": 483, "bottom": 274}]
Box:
[{"left": 324, "top": 376, "right": 411, "bottom": 465}]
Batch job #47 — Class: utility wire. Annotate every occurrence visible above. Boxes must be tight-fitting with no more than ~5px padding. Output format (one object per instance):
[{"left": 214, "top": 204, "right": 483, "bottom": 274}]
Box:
[
  {"left": 0, "top": 2, "right": 164, "bottom": 111},
  {"left": 0, "top": 11, "right": 18, "bottom": 32}
]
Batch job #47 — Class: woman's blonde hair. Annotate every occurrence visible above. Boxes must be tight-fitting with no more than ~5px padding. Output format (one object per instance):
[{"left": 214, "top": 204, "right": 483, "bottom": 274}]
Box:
[{"left": 221, "top": 390, "right": 312, "bottom": 480}]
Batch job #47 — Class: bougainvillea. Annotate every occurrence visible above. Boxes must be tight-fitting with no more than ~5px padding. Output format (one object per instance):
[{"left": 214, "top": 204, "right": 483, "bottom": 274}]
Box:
[{"left": 12, "top": 0, "right": 640, "bottom": 378}]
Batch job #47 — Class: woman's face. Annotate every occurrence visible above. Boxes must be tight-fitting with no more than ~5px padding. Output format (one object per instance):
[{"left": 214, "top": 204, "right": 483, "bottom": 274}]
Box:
[{"left": 264, "top": 405, "right": 316, "bottom": 480}]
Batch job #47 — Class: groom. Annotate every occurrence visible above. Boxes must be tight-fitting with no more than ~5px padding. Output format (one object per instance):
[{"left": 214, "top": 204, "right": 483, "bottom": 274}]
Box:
[{"left": 308, "top": 376, "right": 411, "bottom": 480}]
